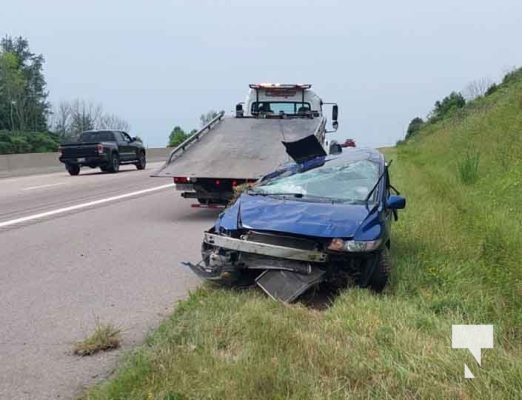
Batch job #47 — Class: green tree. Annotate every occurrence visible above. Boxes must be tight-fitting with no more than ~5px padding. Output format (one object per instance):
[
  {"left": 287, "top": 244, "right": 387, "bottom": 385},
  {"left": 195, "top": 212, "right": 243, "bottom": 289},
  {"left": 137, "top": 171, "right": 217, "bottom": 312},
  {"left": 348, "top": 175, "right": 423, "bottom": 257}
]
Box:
[
  {"left": 429, "top": 92, "right": 465, "bottom": 123},
  {"left": 405, "top": 117, "right": 424, "bottom": 140},
  {"left": 0, "top": 36, "right": 49, "bottom": 132},
  {"left": 0, "top": 130, "right": 60, "bottom": 154},
  {"left": 168, "top": 126, "right": 188, "bottom": 147}
]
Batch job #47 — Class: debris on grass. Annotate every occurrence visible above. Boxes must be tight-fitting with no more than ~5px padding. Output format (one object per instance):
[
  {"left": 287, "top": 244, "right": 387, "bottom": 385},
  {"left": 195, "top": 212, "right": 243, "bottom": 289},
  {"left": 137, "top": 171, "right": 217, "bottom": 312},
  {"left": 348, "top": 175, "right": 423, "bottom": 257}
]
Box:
[{"left": 73, "top": 322, "right": 121, "bottom": 356}]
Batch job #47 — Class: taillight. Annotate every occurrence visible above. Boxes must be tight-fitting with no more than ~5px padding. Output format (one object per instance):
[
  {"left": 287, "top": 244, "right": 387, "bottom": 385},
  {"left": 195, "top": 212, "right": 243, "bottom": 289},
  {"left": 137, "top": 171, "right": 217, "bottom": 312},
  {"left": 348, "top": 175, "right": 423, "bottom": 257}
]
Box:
[
  {"left": 215, "top": 179, "right": 220, "bottom": 186},
  {"left": 97, "top": 143, "right": 104, "bottom": 154},
  {"left": 174, "top": 177, "right": 190, "bottom": 184}
]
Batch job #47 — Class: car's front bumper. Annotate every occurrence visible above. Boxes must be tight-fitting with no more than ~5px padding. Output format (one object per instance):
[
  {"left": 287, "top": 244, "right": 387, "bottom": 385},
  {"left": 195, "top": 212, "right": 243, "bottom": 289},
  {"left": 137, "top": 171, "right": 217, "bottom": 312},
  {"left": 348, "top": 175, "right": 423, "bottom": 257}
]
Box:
[{"left": 203, "top": 232, "right": 328, "bottom": 263}]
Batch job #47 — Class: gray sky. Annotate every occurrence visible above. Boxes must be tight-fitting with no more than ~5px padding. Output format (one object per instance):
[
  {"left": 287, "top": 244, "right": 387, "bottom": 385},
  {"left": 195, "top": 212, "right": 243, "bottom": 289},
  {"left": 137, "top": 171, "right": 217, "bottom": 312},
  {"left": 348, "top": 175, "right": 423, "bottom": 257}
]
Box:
[{"left": 3, "top": 0, "right": 521, "bottom": 147}]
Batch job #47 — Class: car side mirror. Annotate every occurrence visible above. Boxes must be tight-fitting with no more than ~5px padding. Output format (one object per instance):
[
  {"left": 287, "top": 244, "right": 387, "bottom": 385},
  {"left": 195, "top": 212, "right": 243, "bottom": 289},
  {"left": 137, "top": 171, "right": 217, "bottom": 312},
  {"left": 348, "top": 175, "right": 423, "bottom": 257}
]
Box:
[
  {"left": 386, "top": 195, "right": 406, "bottom": 210},
  {"left": 332, "top": 104, "right": 338, "bottom": 121}
]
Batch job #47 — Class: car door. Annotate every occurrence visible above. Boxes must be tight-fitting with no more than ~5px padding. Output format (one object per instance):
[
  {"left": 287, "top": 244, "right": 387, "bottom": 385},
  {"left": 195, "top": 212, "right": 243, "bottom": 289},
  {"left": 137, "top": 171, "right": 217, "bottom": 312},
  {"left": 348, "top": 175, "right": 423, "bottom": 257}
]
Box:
[
  {"left": 114, "top": 131, "right": 134, "bottom": 161},
  {"left": 121, "top": 132, "right": 140, "bottom": 160}
]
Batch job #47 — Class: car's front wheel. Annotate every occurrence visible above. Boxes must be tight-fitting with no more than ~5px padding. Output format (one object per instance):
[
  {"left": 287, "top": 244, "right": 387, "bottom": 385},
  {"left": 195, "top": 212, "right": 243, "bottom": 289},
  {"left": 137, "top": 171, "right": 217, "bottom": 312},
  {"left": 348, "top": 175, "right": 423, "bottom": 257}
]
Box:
[
  {"left": 135, "top": 151, "right": 146, "bottom": 170},
  {"left": 367, "top": 247, "right": 391, "bottom": 292}
]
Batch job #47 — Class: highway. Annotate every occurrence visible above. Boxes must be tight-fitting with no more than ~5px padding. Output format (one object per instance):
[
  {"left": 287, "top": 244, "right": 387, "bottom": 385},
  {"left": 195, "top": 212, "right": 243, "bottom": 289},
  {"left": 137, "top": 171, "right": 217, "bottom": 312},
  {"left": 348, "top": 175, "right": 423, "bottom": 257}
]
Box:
[{"left": 0, "top": 163, "right": 217, "bottom": 399}]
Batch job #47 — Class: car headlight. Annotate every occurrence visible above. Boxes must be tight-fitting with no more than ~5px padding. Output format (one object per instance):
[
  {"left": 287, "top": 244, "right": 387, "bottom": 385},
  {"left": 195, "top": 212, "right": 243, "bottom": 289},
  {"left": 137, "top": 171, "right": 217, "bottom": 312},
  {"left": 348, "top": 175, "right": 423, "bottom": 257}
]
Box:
[{"left": 328, "top": 238, "right": 382, "bottom": 252}]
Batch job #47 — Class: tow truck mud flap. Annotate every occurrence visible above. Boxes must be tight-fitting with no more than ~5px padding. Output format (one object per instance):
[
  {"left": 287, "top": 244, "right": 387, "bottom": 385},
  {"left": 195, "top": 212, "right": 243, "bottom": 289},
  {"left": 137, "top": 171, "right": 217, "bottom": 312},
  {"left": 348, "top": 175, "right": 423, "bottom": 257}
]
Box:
[{"left": 255, "top": 267, "right": 326, "bottom": 303}]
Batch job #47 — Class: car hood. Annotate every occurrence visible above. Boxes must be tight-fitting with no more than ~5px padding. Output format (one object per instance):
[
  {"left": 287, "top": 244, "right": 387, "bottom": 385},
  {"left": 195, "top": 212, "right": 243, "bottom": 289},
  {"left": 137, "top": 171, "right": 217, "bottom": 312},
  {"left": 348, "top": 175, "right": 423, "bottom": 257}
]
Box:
[{"left": 217, "top": 193, "right": 376, "bottom": 238}]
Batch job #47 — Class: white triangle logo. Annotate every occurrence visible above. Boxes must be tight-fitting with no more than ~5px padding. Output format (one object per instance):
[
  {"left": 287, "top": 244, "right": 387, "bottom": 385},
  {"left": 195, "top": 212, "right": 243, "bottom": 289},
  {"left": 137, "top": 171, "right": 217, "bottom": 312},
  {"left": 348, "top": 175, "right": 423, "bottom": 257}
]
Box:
[{"left": 464, "top": 364, "right": 474, "bottom": 379}]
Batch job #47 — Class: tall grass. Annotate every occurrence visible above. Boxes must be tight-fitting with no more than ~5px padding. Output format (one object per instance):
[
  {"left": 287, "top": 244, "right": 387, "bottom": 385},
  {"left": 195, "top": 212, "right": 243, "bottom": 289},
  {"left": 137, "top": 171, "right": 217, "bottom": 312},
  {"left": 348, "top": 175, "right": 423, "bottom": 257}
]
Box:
[
  {"left": 83, "top": 70, "right": 522, "bottom": 400},
  {"left": 457, "top": 149, "right": 480, "bottom": 184}
]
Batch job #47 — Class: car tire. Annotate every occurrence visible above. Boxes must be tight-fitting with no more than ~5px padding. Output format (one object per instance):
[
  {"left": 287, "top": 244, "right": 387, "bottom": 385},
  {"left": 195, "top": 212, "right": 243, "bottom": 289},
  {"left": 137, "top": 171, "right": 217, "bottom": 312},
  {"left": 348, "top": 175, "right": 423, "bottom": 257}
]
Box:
[
  {"left": 368, "top": 247, "right": 391, "bottom": 293},
  {"left": 66, "top": 164, "right": 80, "bottom": 176},
  {"left": 135, "top": 151, "right": 146, "bottom": 170},
  {"left": 108, "top": 153, "right": 120, "bottom": 173}
]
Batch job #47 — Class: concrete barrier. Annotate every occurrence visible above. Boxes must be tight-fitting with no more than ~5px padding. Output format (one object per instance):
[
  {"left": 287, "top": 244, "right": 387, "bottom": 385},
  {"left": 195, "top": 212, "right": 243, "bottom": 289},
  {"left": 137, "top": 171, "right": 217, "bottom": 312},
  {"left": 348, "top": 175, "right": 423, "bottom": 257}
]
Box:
[{"left": 0, "top": 148, "right": 172, "bottom": 178}]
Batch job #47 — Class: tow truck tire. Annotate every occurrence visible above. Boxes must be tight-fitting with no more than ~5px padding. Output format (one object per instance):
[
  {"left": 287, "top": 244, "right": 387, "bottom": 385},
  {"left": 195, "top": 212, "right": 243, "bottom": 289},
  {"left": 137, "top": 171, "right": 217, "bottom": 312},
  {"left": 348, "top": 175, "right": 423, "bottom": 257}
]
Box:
[
  {"left": 66, "top": 164, "right": 80, "bottom": 176},
  {"left": 135, "top": 151, "right": 146, "bottom": 170},
  {"left": 108, "top": 153, "right": 120, "bottom": 173}
]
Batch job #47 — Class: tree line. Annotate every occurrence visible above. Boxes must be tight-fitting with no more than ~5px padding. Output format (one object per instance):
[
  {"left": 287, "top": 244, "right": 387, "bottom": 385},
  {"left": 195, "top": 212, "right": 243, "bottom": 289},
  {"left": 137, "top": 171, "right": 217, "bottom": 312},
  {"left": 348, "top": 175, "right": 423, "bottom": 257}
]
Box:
[
  {"left": 400, "top": 67, "right": 521, "bottom": 144},
  {"left": 0, "top": 35, "right": 132, "bottom": 154}
]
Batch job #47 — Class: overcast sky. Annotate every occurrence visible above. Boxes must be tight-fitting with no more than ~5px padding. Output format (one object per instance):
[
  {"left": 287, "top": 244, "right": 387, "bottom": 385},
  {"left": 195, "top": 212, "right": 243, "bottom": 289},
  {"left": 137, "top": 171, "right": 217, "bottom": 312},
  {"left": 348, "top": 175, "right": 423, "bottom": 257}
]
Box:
[{"left": 2, "top": 0, "right": 521, "bottom": 147}]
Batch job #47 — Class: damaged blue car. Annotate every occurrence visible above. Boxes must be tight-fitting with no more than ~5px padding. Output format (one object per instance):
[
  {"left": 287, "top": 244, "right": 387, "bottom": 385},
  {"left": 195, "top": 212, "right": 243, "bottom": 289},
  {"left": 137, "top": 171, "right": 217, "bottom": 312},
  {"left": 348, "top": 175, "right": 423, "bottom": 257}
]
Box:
[{"left": 186, "top": 146, "right": 406, "bottom": 302}]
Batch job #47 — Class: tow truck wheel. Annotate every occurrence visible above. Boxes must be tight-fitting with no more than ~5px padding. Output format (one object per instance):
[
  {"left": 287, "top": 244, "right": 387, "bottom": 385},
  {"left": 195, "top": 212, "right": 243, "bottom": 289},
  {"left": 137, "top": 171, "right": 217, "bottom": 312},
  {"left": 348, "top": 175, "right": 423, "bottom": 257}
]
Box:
[{"left": 66, "top": 164, "right": 80, "bottom": 176}]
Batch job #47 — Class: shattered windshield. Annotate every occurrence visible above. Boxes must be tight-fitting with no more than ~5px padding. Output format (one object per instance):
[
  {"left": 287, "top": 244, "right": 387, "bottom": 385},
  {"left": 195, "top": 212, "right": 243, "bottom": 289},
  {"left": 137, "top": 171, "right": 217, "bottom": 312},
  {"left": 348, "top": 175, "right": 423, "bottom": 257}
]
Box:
[{"left": 253, "top": 158, "right": 380, "bottom": 203}]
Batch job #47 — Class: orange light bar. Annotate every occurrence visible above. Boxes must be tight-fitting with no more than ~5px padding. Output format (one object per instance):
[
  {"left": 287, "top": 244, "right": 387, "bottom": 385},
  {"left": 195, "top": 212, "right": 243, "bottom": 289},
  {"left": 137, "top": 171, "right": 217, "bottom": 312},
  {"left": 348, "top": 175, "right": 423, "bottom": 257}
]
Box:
[{"left": 249, "top": 83, "right": 312, "bottom": 90}]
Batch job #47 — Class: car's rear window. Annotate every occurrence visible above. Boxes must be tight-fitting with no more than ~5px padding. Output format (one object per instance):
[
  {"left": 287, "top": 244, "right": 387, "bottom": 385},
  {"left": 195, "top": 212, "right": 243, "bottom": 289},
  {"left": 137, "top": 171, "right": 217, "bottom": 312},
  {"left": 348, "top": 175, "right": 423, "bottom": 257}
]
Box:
[{"left": 78, "top": 131, "right": 114, "bottom": 142}]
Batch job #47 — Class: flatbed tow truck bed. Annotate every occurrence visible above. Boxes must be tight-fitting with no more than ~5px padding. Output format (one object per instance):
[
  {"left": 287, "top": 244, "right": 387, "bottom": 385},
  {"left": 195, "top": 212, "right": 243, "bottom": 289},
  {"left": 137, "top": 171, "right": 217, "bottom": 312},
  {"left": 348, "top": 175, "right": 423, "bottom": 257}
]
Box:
[{"left": 152, "top": 114, "right": 325, "bottom": 180}]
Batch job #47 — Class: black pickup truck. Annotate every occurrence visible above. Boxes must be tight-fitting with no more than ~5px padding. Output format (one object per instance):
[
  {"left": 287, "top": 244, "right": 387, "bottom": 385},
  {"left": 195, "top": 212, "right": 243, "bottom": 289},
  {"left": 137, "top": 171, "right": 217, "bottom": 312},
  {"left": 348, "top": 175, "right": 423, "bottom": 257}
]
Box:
[{"left": 59, "top": 130, "right": 146, "bottom": 175}]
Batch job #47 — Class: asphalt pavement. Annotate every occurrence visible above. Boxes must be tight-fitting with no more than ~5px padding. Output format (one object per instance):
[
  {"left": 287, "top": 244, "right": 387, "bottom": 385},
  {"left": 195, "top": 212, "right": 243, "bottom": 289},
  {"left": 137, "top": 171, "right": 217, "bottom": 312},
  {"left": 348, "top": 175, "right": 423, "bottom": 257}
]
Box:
[{"left": 0, "top": 163, "right": 218, "bottom": 399}]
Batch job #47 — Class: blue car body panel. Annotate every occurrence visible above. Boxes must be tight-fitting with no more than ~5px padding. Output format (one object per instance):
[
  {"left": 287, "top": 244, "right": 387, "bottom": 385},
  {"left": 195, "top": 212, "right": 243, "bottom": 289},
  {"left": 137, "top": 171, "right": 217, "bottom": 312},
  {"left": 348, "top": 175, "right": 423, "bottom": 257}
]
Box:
[{"left": 217, "top": 193, "right": 384, "bottom": 240}]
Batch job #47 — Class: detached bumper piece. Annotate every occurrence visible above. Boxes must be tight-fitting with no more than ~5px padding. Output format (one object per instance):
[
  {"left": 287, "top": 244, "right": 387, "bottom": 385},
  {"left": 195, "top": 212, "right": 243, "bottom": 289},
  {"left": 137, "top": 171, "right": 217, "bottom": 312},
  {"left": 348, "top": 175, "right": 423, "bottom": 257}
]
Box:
[
  {"left": 256, "top": 267, "right": 326, "bottom": 303},
  {"left": 181, "top": 261, "right": 223, "bottom": 281}
]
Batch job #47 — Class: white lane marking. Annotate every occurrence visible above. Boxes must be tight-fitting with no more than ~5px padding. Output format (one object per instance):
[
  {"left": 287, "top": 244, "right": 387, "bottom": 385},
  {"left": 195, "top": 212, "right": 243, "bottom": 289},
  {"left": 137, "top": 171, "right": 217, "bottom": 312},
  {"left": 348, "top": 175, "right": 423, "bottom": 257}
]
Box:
[
  {"left": 0, "top": 183, "right": 174, "bottom": 228},
  {"left": 22, "top": 183, "right": 66, "bottom": 191}
]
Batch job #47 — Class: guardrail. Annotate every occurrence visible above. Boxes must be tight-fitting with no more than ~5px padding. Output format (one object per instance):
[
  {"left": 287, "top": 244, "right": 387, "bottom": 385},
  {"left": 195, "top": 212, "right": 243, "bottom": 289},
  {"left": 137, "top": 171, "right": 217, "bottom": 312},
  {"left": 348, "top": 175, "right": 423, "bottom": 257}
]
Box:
[{"left": 0, "top": 147, "right": 172, "bottom": 178}]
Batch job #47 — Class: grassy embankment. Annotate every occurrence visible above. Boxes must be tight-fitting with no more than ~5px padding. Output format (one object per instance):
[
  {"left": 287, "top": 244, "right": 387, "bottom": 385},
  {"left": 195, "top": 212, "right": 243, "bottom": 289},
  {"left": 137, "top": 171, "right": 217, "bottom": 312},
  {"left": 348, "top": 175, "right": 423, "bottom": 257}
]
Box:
[{"left": 84, "top": 71, "right": 522, "bottom": 399}]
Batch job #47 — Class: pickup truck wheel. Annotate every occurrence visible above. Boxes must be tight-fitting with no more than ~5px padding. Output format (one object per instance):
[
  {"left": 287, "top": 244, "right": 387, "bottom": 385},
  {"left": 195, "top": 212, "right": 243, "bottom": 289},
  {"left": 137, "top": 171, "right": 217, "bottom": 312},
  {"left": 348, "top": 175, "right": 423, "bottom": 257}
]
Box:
[
  {"left": 367, "top": 247, "right": 391, "bottom": 293},
  {"left": 66, "top": 164, "right": 80, "bottom": 176},
  {"left": 108, "top": 153, "right": 120, "bottom": 173},
  {"left": 135, "top": 152, "right": 146, "bottom": 170}
]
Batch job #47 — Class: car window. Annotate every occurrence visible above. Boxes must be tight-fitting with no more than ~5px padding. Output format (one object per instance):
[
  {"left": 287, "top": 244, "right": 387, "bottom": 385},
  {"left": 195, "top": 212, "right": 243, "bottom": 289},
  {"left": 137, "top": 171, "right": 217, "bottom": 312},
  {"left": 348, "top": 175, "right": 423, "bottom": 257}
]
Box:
[
  {"left": 252, "top": 102, "right": 311, "bottom": 115},
  {"left": 254, "top": 159, "right": 380, "bottom": 203},
  {"left": 112, "top": 131, "right": 125, "bottom": 142},
  {"left": 78, "top": 131, "right": 114, "bottom": 142}
]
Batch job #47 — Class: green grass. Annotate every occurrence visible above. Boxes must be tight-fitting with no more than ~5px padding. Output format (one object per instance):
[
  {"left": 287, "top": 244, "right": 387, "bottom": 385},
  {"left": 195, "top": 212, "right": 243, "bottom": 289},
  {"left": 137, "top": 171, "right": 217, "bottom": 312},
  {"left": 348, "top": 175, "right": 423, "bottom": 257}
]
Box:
[
  {"left": 74, "top": 322, "right": 121, "bottom": 356},
  {"left": 457, "top": 148, "right": 480, "bottom": 184},
  {"left": 83, "top": 70, "right": 522, "bottom": 399}
]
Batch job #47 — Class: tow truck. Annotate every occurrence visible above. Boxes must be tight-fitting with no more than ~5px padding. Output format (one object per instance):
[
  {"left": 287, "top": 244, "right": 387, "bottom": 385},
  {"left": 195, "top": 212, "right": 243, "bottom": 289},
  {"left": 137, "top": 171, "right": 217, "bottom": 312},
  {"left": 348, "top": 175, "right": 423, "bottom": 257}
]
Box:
[{"left": 152, "top": 83, "right": 338, "bottom": 207}]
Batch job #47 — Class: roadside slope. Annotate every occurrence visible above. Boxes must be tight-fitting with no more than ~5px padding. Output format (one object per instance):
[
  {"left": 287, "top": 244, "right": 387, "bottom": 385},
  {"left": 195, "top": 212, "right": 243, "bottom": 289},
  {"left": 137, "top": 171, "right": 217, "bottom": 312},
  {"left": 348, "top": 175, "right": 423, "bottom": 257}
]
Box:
[{"left": 84, "top": 71, "right": 522, "bottom": 399}]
